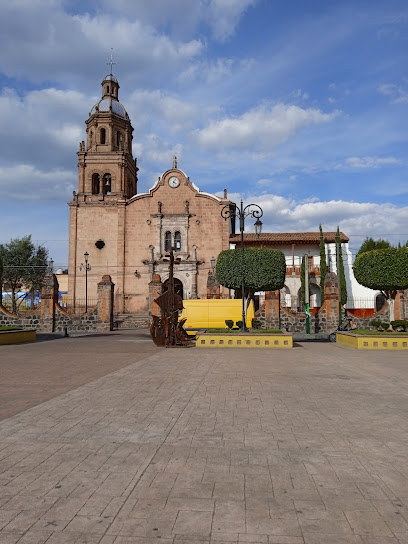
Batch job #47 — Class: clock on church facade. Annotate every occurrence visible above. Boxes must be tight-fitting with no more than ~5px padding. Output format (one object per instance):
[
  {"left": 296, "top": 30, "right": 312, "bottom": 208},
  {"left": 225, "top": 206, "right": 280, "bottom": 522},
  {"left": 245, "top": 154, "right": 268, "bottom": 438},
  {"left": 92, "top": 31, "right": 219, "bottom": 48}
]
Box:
[{"left": 68, "top": 71, "right": 234, "bottom": 315}]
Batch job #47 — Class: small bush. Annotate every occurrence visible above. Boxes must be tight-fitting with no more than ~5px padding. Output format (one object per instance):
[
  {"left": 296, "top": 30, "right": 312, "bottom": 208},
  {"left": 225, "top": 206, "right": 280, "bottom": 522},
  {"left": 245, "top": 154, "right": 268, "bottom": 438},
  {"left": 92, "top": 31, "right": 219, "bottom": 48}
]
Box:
[
  {"left": 251, "top": 319, "right": 262, "bottom": 329},
  {"left": 236, "top": 320, "right": 243, "bottom": 329},
  {"left": 370, "top": 320, "right": 381, "bottom": 328},
  {"left": 225, "top": 320, "right": 234, "bottom": 329},
  {"left": 391, "top": 320, "right": 408, "bottom": 331}
]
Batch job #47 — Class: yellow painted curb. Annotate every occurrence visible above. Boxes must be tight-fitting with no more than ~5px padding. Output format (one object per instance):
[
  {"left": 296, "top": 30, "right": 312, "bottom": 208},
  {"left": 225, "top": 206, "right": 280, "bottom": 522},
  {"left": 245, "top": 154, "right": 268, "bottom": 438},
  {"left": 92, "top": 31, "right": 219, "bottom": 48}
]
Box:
[
  {"left": 337, "top": 332, "right": 408, "bottom": 350},
  {"left": 196, "top": 333, "right": 293, "bottom": 348},
  {"left": 0, "top": 330, "right": 37, "bottom": 345}
]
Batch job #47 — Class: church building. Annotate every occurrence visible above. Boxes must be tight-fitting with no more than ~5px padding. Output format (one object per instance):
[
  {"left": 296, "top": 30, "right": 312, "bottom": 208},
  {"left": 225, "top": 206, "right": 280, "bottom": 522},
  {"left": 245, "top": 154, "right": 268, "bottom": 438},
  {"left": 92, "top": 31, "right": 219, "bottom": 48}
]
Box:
[
  {"left": 68, "top": 68, "right": 377, "bottom": 321},
  {"left": 68, "top": 70, "right": 234, "bottom": 314}
]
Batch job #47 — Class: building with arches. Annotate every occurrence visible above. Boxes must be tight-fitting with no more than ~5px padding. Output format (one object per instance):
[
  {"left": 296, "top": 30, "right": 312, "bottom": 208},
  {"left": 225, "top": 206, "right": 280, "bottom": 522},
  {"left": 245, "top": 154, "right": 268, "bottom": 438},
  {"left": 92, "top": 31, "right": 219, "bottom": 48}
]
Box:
[{"left": 68, "top": 71, "right": 233, "bottom": 314}]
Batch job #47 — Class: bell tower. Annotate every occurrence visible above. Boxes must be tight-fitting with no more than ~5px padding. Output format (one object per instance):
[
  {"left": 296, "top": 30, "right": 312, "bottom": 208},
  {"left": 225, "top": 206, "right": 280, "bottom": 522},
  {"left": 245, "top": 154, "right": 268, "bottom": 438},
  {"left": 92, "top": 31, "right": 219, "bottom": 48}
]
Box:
[{"left": 75, "top": 62, "right": 138, "bottom": 201}]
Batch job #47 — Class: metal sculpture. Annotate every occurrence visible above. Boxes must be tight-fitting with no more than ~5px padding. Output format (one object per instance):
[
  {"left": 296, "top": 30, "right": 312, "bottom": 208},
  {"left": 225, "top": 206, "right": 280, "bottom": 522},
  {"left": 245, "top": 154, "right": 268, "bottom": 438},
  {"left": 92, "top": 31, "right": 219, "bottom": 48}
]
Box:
[{"left": 150, "top": 248, "right": 191, "bottom": 347}]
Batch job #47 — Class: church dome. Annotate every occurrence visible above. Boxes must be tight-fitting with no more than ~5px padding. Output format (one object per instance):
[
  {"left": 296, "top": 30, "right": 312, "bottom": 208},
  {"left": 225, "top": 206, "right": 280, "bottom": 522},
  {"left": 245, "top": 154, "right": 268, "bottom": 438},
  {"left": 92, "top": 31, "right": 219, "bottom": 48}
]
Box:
[
  {"left": 103, "top": 73, "right": 118, "bottom": 83},
  {"left": 89, "top": 72, "right": 129, "bottom": 120},
  {"left": 90, "top": 98, "right": 129, "bottom": 119}
]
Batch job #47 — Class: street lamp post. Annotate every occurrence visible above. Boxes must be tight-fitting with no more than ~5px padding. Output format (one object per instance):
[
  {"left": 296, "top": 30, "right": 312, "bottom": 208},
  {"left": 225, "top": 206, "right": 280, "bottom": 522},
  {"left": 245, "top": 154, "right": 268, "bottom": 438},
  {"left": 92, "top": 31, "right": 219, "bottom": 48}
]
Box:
[
  {"left": 221, "top": 200, "right": 263, "bottom": 332},
  {"left": 80, "top": 252, "right": 91, "bottom": 312}
]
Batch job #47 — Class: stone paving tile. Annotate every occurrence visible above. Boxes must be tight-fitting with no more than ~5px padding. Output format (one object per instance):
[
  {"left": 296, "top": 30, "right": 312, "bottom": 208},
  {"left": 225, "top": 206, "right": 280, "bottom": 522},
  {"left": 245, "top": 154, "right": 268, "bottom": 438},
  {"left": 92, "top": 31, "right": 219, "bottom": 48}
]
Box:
[{"left": 2, "top": 341, "right": 408, "bottom": 543}]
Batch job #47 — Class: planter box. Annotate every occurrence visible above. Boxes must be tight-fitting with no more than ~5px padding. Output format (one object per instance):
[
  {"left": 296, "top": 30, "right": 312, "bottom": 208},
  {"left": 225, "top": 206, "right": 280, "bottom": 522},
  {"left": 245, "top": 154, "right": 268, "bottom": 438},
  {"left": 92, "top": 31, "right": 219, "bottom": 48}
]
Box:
[
  {"left": 337, "top": 332, "right": 408, "bottom": 350},
  {"left": 196, "top": 333, "right": 293, "bottom": 348},
  {"left": 0, "top": 329, "right": 36, "bottom": 345}
]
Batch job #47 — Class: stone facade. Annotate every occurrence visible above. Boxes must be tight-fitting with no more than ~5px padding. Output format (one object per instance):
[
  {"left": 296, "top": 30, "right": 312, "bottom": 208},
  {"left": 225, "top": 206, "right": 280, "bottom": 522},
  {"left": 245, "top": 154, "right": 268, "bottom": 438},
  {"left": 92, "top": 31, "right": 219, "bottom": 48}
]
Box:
[{"left": 68, "top": 73, "right": 233, "bottom": 315}]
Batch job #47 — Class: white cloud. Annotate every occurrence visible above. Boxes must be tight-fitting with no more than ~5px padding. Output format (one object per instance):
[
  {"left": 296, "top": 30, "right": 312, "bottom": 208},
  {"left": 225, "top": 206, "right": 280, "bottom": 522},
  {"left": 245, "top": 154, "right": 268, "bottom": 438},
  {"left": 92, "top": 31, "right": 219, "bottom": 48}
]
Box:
[
  {"left": 207, "top": 0, "right": 259, "bottom": 41},
  {"left": 136, "top": 135, "right": 183, "bottom": 169},
  {"left": 194, "top": 103, "right": 339, "bottom": 153},
  {"left": 378, "top": 82, "right": 408, "bottom": 104},
  {"left": 0, "top": 3, "right": 204, "bottom": 87},
  {"left": 345, "top": 156, "right": 400, "bottom": 168},
  {"left": 236, "top": 193, "right": 408, "bottom": 248},
  {"left": 0, "top": 87, "right": 87, "bottom": 169},
  {"left": 95, "top": 0, "right": 260, "bottom": 42},
  {"left": 127, "top": 90, "right": 199, "bottom": 132},
  {"left": 0, "top": 164, "right": 75, "bottom": 201}
]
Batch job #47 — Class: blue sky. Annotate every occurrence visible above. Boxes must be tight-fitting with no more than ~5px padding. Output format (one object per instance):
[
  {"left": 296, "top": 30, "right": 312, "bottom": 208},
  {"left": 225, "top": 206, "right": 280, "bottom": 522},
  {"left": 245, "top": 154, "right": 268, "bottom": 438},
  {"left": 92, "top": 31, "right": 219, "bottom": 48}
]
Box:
[{"left": 0, "top": 0, "right": 407, "bottom": 268}]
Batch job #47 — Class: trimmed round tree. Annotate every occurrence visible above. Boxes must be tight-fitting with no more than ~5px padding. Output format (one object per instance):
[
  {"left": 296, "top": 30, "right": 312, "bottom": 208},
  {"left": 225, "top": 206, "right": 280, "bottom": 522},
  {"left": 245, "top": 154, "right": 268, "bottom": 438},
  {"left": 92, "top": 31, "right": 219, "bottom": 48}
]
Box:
[
  {"left": 353, "top": 248, "right": 408, "bottom": 322},
  {"left": 215, "top": 248, "right": 286, "bottom": 299}
]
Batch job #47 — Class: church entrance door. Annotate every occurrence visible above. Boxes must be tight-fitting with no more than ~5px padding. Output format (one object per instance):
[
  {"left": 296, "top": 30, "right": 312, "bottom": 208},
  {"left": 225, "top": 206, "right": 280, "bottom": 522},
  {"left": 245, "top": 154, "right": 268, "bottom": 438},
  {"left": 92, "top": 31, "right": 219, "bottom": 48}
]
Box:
[{"left": 163, "top": 278, "right": 184, "bottom": 300}]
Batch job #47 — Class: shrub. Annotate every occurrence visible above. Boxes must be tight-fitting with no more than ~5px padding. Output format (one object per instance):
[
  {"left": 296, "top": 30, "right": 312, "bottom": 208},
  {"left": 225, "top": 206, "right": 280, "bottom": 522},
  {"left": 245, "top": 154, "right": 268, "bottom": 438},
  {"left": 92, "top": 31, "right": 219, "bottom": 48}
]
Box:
[
  {"left": 236, "top": 321, "right": 243, "bottom": 329},
  {"left": 225, "top": 320, "right": 234, "bottom": 329},
  {"left": 251, "top": 319, "right": 262, "bottom": 329},
  {"left": 391, "top": 320, "right": 408, "bottom": 331},
  {"left": 370, "top": 320, "right": 381, "bottom": 328}
]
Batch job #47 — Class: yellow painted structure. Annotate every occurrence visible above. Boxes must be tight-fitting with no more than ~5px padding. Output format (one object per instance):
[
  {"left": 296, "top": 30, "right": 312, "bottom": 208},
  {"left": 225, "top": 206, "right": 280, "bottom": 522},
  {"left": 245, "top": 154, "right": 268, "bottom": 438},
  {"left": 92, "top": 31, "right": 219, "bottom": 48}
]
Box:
[
  {"left": 182, "top": 299, "right": 255, "bottom": 330},
  {"left": 0, "top": 329, "right": 36, "bottom": 345},
  {"left": 337, "top": 332, "right": 408, "bottom": 350},
  {"left": 196, "top": 333, "right": 293, "bottom": 348}
]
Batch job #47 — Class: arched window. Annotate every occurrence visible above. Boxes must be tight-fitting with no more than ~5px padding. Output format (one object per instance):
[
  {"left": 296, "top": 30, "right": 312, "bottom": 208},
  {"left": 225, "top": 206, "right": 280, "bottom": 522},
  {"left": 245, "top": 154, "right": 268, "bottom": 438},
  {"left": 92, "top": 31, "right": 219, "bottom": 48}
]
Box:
[
  {"left": 174, "top": 231, "right": 181, "bottom": 252},
  {"left": 107, "top": 85, "right": 110, "bottom": 94},
  {"left": 103, "top": 173, "right": 111, "bottom": 194},
  {"left": 116, "top": 131, "right": 120, "bottom": 147},
  {"left": 164, "top": 231, "right": 171, "bottom": 252},
  {"left": 100, "top": 128, "right": 106, "bottom": 144},
  {"left": 92, "top": 173, "right": 100, "bottom": 194}
]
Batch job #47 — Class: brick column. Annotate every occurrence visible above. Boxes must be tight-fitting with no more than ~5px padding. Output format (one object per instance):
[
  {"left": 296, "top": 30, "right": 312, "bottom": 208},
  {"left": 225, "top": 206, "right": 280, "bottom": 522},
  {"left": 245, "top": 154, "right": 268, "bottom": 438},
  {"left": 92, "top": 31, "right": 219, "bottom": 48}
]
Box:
[
  {"left": 97, "top": 275, "right": 115, "bottom": 331},
  {"left": 264, "top": 290, "right": 280, "bottom": 329},
  {"left": 148, "top": 274, "right": 163, "bottom": 317},
  {"left": 322, "top": 272, "right": 340, "bottom": 331},
  {"left": 206, "top": 270, "right": 220, "bottom": 299},
  {"left": 40, "top": 272, "right": 59, "bottom": 332}
]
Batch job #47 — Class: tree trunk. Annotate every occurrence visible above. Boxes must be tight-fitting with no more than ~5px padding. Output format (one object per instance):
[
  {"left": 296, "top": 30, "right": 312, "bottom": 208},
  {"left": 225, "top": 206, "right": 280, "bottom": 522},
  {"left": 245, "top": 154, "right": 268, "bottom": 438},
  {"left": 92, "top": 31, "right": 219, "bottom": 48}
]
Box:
[{"left": 388, "top": 297, "right": 395, "bottom": 323}]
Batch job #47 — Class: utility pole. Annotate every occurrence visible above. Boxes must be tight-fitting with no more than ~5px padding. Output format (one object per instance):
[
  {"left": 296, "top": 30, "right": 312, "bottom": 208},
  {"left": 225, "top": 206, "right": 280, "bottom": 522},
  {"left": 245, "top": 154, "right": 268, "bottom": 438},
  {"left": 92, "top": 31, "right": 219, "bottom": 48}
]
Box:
[{"left": 305, "top": 254, "right": 310, "bottom": 334}]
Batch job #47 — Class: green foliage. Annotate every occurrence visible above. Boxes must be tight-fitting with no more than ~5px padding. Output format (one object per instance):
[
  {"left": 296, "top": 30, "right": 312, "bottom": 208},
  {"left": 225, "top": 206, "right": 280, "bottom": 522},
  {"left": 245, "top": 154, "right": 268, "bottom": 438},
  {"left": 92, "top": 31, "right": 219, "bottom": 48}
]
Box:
[
  {"left": 0, "top": 236, "right": 49, "bottom": 314},
  {"left": 225, "top": 320, "right": 234, "bottom": 329},
  {"left": 251, "top": 319, "right": 262, "bottom": 329},
  {"left": 319, "top": 225, "right": 327, "bottom": 302},
  {"left": 236, "top": 320, "right": 243, "bottom": 329},
  {"left": 356, "top": 237, "right": 391, "bottom": 256},
  {"left": 215, "top": 248, "right": 286, "bottom": 295},
  {"left": 353, "top": 248, "right": 408, "bottom": 298},
  {"left": 391, "top": 320, "right": 408, "bottom": 331},
  {"left": 336, "top": 227, "right": 348, "bottom": 305},
  {"left": 300, "top": 255, "right": 307, "bottom": 305}
]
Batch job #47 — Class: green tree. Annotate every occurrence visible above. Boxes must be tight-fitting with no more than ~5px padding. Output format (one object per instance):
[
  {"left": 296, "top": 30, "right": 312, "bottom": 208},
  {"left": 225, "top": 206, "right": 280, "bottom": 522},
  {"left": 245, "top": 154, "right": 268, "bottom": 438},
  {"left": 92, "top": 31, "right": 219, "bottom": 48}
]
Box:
[
  {"left": 300, "top": 254, "right": 310, "bottom": 306},
  {"left": 353, "top": 247, "right": 408, "bottom": 322},
  {"left": 356, "top": 237, "right": 391, "bottom": 256},
  {"left": 0, "top": 236, "right": 49, "bottom": 314},
  {"left": 335, "top": 227, "right": 348, "bottom": 305},
  {"left": 319, "top": 224, "right": 327, "bottom": 303},
  {"left": 216, "top": 248, "right": 286, "bottom": 301}
]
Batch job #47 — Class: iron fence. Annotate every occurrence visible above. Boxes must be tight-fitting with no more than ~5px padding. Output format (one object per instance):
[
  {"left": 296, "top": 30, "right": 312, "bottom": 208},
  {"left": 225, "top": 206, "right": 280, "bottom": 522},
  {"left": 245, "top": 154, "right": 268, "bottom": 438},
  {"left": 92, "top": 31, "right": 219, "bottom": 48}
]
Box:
[
  {"left": 58, "top": 297, "right": 98, "bottom": 315},
  {"left": 344, "top": 297, "right": 379, "bottom": 310}
]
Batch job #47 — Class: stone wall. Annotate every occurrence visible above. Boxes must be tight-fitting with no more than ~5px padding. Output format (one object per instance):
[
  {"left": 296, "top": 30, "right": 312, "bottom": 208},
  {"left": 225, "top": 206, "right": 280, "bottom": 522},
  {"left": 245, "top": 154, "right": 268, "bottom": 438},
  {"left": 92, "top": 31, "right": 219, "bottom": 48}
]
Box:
[
  {"left": 255, "top": 272, "right": 401, "bottom": 334},
  {"left": 0, "top": 273, "right": 114, "bottom": 334}
]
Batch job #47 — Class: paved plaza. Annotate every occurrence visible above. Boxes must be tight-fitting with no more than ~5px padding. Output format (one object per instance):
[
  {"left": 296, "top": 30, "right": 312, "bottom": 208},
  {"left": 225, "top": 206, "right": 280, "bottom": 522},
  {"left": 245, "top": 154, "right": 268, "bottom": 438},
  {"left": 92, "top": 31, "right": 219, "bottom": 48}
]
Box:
[{"left": 1, "top": 333, "right": 408, "bottom": 543}]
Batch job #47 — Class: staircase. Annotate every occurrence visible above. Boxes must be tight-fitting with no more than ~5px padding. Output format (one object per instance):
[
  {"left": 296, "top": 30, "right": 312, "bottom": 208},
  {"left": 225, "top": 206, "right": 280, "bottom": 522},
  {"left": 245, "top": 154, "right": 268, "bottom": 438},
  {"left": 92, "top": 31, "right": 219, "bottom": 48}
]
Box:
[{"left": 113, "top": 313, "right": 150, "bottom": 330}]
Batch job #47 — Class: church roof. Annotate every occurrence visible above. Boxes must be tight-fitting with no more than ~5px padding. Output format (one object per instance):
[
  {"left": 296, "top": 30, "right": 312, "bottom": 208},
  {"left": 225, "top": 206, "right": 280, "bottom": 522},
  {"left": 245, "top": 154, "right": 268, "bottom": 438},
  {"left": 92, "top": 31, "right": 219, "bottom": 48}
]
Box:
[
  {"left": 229, "top": 232, "right": 349, "bottom": 244},
  {"left": 90, "top": 98, "right": 129, "bottom": 119},
  {"left": 103, "top": 74, "right": 118, "bottom": 83}
]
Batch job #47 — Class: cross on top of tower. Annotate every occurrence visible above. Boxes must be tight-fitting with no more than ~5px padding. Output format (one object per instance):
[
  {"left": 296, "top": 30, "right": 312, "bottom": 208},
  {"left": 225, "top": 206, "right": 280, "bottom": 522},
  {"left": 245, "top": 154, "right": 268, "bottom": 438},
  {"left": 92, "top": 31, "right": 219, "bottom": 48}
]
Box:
[
  {"left": 106, "top": 50, "right": 116, "bottom": 75},
  {"left": 172, "top": 154, "right": 177, "bottom": 169}
]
